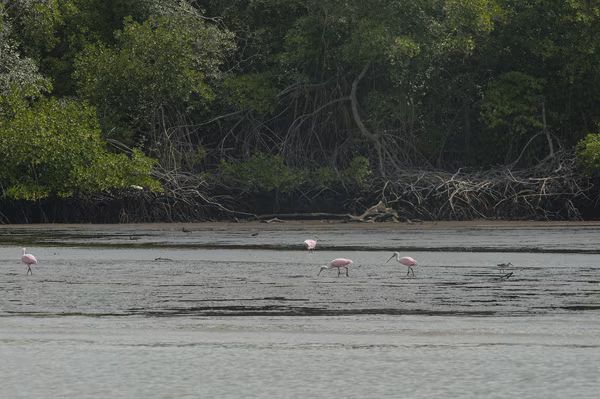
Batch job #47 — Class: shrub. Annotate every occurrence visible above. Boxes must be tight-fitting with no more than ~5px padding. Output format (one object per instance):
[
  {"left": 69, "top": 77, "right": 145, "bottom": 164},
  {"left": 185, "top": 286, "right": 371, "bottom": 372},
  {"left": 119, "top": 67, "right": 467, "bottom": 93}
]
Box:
[
  {"left": 218, "top": 153, "right": 372, "bottom": 193},
  {"left": 0, "top": 97, "right": 160, "bottom": 200},
  {"left": 219, "top": 153, "right": 304, "bottom": 193},
  {"left": 576, "top": 133, "right": 600, "bottom": 174}
]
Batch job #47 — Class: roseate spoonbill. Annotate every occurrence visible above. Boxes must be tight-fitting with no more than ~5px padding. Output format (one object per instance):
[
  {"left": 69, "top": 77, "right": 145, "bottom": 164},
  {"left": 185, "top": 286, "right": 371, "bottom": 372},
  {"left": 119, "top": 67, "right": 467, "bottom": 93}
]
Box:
[
  {"left": 318, "top": 258, "right": 353, "bottom": 277},
  {"left": 304, "top": 239, "right": 317, "bottom": 251},
  {"left": 497, "top": 262, "right": 513, "bottom": 273},
  {"left": 387, "top": 252, "right": 417, "bottom": 276},
  {"left": 21, "top": 248, "right": 37, "bottom": 275}
]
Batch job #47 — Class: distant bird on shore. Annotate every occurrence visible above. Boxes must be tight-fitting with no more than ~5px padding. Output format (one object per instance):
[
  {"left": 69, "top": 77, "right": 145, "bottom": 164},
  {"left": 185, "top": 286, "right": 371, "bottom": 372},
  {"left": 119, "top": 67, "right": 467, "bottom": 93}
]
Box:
[
  {"left": 387, "top": 252, "right": 418, "bottom": 277},
  {"left": 21, "top": 248, "right": 37, "bottom": 275},
  {"left": 318, "top": 258, "right": 352, "bottom": 277},
  {"left": 304, "top": 239, "right": 317, "bottom": 252},
  {"left": 498, "top": 272, "right": 513, "bottom": 280},
  {"left": 497, "top": 262, "right": 513, "bottom": 273}
]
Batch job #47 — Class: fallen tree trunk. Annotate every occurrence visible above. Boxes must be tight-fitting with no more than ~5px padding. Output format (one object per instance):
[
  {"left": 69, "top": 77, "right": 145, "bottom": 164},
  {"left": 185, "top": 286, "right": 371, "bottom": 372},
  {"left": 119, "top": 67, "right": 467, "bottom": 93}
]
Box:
[{"left": 253, "top": 201, "right": 401, "bottom": 223}]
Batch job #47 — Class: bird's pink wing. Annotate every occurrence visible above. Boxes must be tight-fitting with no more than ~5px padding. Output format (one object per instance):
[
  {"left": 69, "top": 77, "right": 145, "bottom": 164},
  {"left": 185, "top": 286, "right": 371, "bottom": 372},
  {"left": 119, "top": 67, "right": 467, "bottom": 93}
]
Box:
[
  {"left": 399, "top": 256, "right": 417, "bottom": 266},
  {"left": 330, "top": 258, "right": 352, "bottom": 267},
  {"left": 22, "top": 254, "right": 37, "bottom": 264}
]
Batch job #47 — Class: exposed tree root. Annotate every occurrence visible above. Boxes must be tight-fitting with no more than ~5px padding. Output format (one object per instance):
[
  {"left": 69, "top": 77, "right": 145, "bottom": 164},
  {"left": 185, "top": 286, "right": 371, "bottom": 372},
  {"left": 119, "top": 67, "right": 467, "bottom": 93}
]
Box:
[
  {"left": 377, "top": 151, "right": 594, "bottom": 220},
  {"left": 0, "top": 151, "right": 595, "bottom": 223}
]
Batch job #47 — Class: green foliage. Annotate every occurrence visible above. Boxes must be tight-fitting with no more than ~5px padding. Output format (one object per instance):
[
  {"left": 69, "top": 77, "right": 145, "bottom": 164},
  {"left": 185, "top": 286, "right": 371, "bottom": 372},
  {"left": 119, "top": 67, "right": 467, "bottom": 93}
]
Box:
[
  {"left": 74, "top": 14, "right": 232, "bottom": 142},
  {"left": 481, "top": 72, "right": 544, "bottom": 135},
  {"left": 343, "top": 19, "right": 392, "bottom": 66},
  {"left": 0, "top": 97, "right": 160, "bottom": 200},
  {"left": 223, "top": 73, "right": 278, "bottom": 114},
  {"left": 341, "top": 156, "right": 372, "bottom": 189},
  {"left": 443, "top": 0, "right": 501, "bottom": 54},
  {"left": 219, "top": 153, "right": 303, "bottom": 193},
  {"left": 7, "top": 0, "right": 64, "bottom": 58},
  {"left": 0, "top": 5, "right": 51, "bottom": 100},
  {"left": 478, "top": 71, "right": 545, "bottom": 163},
  {"left": 576, "top": 133, "right": 600, "bottom": 174},
  {"left": 387, "top": 36, "right": 421, "bottom": 66},
  {"left": 193, "top": 145, "right": 207, "bottom": 165},
  {"left": 3, "top": 0, "right": 600, "bottom": 215},
  {"left": 218, "top": 153, "right": 372, "bottom": 193}
]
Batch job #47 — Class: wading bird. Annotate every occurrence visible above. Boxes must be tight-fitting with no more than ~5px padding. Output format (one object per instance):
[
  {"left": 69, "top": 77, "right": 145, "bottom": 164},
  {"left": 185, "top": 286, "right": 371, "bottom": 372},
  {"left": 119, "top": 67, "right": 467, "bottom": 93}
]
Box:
[
  {"left": 21, "top": 248, "right": 38, "bottom": 275},
  {"left": 304, "top": 239, "right": 317, "bottom": 252},
  {"left": 318, "top": 258, "right": 353, "bottom": 277},
  {"left": 387, "top": 252, "right": 418, "bottom": 277},
  {"left": 497, "top": 262, "right": 513, "bottom": 273}
]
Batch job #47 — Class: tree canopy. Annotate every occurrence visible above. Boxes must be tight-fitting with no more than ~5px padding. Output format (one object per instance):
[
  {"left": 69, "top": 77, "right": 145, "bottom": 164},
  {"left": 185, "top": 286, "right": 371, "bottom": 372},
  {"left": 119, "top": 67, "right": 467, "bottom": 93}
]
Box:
[{"left": 1, "top": 0, "right": 600, "bottom": 218}]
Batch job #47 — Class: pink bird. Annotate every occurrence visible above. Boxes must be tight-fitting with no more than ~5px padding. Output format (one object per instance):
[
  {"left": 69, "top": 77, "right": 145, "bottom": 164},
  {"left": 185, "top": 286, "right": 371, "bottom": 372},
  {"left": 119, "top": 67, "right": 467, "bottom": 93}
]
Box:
[
  {"left": 304, "top": 239, "right": 317, "bottom": 251},
  {"left": 318, "top": 258, "right": 353, "bottom": 277},
  {"left": 387, "top": 252, "right": 418, "bottom": 277},
  {"left": 21, "top": 247, "right": 38, "bottom": 275}
]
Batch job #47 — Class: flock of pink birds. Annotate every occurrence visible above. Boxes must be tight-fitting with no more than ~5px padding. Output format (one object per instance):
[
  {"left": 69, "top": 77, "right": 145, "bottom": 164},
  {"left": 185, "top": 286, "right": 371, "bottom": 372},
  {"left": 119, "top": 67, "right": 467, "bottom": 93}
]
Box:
[
  {"left": 305, "top": 239, "right": 418, "bottom": 277},
  {"left": 19, "top": 239, "right": 419, "bottom": 277}
]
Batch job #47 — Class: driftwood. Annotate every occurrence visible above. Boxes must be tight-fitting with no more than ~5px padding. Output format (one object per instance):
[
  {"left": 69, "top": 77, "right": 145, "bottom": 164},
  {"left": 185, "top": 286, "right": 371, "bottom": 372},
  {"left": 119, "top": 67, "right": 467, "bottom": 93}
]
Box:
[
  {"left": 253, "top": 201, "right": 399, "bottom": 223},
  {"left": 256, "top": 212, "right": 350, "bottom": 221},
  {"left": 91, "top": 150, "right": 594, "bottom": 222},
  {"left": 378, "top": 150, "right": 592, "bottom": 220},
  {"left": 248, "top": 152, "right": 592, "bottom": 222},
  {"left": 4, "top": 148, "right": 590, "bottom": 223},
  {"left": 261, "top": 217, "right": 285, "bottom": 223},
  {"left": 347, "top": 201, "right": 400, "bottom": 222}
]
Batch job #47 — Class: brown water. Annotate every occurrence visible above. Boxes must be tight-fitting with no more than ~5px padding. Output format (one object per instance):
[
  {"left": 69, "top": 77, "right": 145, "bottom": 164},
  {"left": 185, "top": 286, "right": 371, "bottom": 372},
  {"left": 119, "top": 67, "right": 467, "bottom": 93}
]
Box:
[{"left": 1, "top": 223, "right": 599, "bottom": 398}]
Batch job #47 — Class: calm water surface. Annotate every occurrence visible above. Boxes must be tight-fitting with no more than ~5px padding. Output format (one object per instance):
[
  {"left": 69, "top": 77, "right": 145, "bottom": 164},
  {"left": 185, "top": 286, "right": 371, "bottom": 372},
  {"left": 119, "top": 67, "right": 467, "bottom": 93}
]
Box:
[{"left": 1, "top": 223, "right": 599, "bottom": 398}]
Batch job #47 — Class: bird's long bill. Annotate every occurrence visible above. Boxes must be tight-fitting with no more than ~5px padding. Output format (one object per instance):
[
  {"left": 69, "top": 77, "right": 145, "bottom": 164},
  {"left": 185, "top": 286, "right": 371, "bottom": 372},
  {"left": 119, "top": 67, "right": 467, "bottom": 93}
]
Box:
[
  {"left": 317, "top": 268, "right": 323, "bottom": 276},
  {"left": 386, "top": 254, "right": 395, "bottom": 263}
]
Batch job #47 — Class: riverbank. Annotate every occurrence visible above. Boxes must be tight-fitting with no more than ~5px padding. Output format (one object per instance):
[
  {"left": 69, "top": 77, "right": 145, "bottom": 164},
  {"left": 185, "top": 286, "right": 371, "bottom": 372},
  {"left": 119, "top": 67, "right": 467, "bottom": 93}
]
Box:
[
  {"left": 2, "top": 220, "right": 600, "bottom": 253},
  {"left": 2, "top": 152, "right": 598, "bottom": 224}
]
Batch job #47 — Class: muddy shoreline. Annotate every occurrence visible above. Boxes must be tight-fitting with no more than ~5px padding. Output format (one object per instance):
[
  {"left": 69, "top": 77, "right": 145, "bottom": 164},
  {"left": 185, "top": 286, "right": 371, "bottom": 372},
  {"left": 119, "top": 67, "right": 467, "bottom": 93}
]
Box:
[
  {"left": 2, "top": 219, "right": 600, "bottom": 230},
  {"left": 1, "top": 220, "right": 600, "bottom": 253}
]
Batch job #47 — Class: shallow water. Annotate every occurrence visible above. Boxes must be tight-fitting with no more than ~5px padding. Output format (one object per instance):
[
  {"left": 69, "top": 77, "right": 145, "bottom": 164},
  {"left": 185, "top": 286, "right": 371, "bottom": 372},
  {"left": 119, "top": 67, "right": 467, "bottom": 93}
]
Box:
[{"left": 1, "top": 223, "right": 599, "bottom": 398}]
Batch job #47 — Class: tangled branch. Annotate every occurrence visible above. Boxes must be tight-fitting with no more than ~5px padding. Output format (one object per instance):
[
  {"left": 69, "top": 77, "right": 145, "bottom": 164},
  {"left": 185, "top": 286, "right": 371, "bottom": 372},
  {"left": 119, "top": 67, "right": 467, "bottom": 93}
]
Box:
[{"left": 378, "top": 151, "right": 593, "bottom": 220}]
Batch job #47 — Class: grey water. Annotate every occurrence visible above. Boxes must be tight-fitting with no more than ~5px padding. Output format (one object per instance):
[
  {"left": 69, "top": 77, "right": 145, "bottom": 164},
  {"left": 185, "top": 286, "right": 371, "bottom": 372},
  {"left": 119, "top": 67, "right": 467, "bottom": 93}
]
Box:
[{"left": 1, "top": 223, "right": 599, "bottom": 398}]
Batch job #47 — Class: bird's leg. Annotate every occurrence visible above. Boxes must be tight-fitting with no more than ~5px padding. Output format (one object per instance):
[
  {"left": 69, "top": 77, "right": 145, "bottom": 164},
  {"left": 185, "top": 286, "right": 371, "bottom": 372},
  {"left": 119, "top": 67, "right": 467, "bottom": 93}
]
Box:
[
  {"left": 345, "top": 267, "right": 349, "bottom": 277},
  {"left": 27, "top": 266, "right": 32, "bottom": 275},
  {"left": 406, "top": 268, "right": 410, "bottom": 276},
  {"left": 337, "top": 268, "right": 341, "bottom": 277},
  {"left": 410, "top": 267, "right": 415, "bottom": 277}
]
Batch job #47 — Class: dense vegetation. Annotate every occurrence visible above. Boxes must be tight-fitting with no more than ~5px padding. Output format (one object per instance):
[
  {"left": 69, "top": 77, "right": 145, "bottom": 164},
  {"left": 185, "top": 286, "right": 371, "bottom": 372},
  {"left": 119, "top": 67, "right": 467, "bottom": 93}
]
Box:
[{"left": 1, "top": 0, "right": 600, "bottom": 222}]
